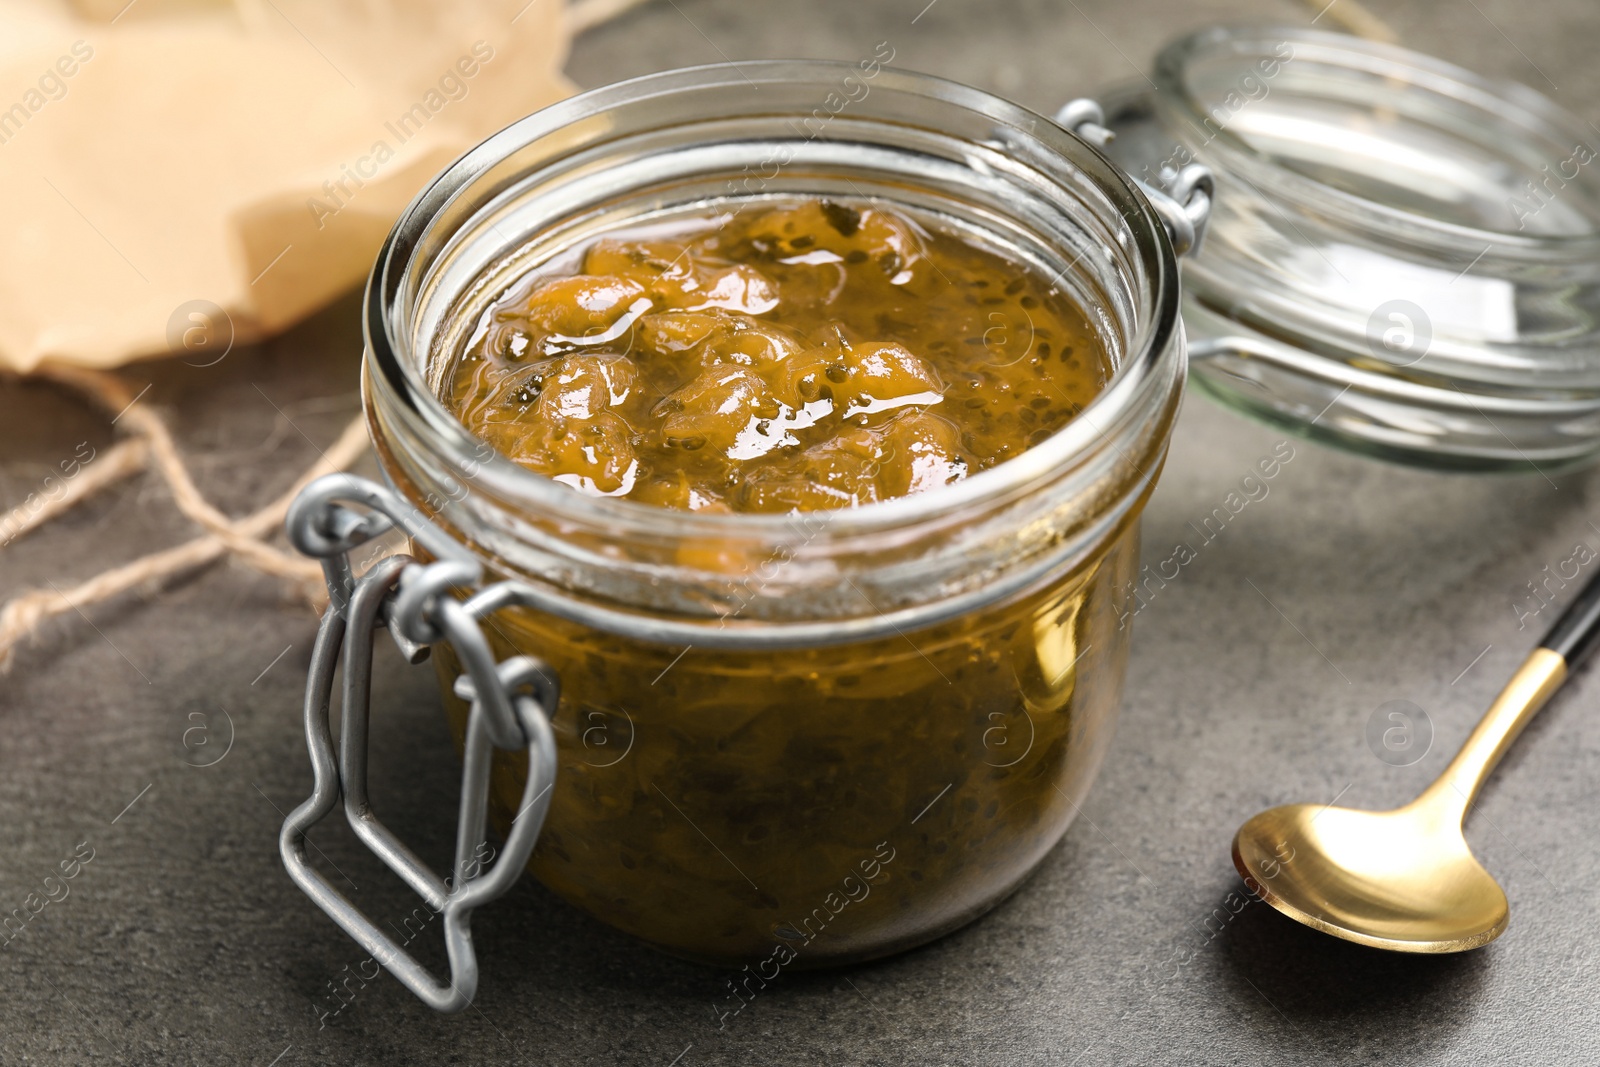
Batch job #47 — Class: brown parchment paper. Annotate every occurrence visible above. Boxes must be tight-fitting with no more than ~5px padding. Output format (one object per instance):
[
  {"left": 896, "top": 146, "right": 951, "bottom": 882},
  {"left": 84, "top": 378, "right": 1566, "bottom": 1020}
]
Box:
[{"left": 0, "top": 0, "right": 575, "bottom": 372}]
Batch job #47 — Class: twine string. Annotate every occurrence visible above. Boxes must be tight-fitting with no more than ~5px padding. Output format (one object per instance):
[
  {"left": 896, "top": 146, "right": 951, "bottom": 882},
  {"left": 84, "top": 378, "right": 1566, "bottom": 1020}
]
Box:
[
  {"left": 1, "top": 437, "right": 149, "bottom": 547},
  {"left": 0, "top": 365, "right": 368, "bottom": 670}
]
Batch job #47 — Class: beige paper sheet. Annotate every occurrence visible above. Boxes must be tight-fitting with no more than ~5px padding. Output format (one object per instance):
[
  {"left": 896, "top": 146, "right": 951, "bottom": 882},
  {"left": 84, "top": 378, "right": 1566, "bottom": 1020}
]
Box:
[{"left": 0, "top": 0, "right": 575, "bottom": 372}]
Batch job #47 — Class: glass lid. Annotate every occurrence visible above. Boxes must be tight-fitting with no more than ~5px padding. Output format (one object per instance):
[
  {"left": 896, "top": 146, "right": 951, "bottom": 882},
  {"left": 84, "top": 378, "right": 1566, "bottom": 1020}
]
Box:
[{"left": 1098, "top": 25, "right": 1600, "bottom": 472}]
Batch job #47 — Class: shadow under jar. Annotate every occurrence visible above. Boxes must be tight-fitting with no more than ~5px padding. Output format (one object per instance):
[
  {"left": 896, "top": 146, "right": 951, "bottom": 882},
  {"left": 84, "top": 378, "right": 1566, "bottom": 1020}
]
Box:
[{"left": 362, "top": 63, "right": 1185, "bottom": 969}]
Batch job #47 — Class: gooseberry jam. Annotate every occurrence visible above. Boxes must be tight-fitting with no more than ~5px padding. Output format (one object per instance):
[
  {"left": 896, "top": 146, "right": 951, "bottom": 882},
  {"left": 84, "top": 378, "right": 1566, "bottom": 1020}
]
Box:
[
  {"left": 445, "top": 198, "right": 1109, "bottom": 511},
  {"left": 425, "top": 197, "right": 1138, "bottom": 966}
]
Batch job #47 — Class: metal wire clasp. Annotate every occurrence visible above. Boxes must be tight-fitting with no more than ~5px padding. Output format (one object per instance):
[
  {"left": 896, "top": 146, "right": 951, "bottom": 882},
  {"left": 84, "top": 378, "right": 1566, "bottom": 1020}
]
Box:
[
  {"left": 277, "top": 473, "right": 559, "bottom": 1014},
  {"left": 1054, "top": 97, "right": 1215, "bottom": 257}
]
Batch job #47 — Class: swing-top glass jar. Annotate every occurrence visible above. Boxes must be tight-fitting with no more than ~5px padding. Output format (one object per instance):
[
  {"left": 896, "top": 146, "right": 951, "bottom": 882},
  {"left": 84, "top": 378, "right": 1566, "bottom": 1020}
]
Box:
[{"left": 282, "top": 59, "right": 1193, "bottom": 1007}]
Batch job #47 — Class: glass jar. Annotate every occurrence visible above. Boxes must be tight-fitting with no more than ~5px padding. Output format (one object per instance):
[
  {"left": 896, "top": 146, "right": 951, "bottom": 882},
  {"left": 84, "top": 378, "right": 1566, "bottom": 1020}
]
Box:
[
  {"left": 1102, "top": 26, "right": 1600, "bottom": 471},
  {"left": 306, "top": 60, "right": 1187, "bottom": 994}
]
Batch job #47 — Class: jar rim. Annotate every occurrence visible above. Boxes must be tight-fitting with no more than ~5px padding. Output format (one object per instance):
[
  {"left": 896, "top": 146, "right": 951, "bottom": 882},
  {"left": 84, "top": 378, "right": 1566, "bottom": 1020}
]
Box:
[
  {"left": 1152, "top": 24, "right": 1600, "bottom": 255},
  {"left": 364, "top": 59, "right": 1183, "bottom": 544}
]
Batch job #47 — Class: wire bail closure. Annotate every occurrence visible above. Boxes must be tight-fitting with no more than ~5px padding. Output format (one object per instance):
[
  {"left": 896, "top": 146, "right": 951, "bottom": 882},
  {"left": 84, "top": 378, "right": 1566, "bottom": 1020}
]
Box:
[
  {"left": 277, "top": 473, "right": 559, "bottom": 1014},
  {"left": 1055, "top": 97, "right": 1215, "bottom": 257}
]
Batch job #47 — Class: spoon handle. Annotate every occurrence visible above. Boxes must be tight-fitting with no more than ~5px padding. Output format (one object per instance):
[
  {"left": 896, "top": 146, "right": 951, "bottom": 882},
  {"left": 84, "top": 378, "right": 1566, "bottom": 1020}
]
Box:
[
  {"left": 1540, "top": 563, "right": 1600, "bottom": 666},
  {"left": 1421, "top": 566, "right": 1600, "bottom": 820}
]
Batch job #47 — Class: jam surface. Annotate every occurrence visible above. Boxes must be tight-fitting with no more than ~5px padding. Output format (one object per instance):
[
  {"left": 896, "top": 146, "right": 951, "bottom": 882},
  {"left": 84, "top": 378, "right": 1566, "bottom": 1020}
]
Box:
[{"left": 448, "top": 199, "right": 1109, "bottom": 512}]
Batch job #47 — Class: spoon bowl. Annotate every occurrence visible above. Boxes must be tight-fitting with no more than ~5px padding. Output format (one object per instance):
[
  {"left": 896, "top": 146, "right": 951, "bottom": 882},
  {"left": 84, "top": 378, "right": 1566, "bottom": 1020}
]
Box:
[
  {"left": 1233, "top": 802, "right": 1508, "bottom": 952},
  {"left": 1231, "top": 633, "right": 1580, "bottom": 954}
]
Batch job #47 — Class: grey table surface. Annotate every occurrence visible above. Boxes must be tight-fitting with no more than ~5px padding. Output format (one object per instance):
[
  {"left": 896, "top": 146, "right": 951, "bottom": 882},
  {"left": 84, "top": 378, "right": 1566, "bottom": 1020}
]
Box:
[{"left": 4, "top": 0, "right": 1599, "bottom": 1064}]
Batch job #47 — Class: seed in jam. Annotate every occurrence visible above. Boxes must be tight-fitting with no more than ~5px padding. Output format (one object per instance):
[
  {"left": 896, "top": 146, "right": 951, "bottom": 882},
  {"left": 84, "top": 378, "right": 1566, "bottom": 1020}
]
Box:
[{"left": 448, "top": 198, "right": 1109, "bottom": 512}]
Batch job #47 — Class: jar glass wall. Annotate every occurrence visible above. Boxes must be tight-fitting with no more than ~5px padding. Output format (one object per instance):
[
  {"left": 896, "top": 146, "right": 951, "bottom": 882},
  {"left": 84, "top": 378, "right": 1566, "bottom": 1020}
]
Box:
[{"left": 363, "top": 62, "right": 1185, "bottom": 964}]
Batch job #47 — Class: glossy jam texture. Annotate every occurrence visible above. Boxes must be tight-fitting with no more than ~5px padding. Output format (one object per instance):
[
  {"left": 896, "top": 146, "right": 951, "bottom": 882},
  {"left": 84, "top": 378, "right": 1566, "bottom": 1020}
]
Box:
[{"left": 447, "top": 199, "right": 1109, "bottom": 512}]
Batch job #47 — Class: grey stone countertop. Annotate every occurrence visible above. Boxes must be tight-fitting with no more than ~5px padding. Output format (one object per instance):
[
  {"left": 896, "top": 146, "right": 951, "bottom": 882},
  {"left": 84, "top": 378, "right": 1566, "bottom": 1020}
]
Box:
[{"left": 2, "top": 0, "right": 1598, "bottom": 1063}]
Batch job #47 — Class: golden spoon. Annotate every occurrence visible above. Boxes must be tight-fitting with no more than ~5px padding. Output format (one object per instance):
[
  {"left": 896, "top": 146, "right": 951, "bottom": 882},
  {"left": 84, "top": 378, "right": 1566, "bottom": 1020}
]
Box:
[{"left": 1233, "top": 568, "right": 1600, "bottom": 952}]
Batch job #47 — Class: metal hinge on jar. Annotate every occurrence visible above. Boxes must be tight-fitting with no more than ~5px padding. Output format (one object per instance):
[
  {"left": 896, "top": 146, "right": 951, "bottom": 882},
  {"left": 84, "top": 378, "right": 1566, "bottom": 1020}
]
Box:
[
  {"left": 278, "top": 473, "right": 558, "bottom": 1014},
  {"left": 1055, "top": 98, "right": 1215, "bottom": 257}
]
